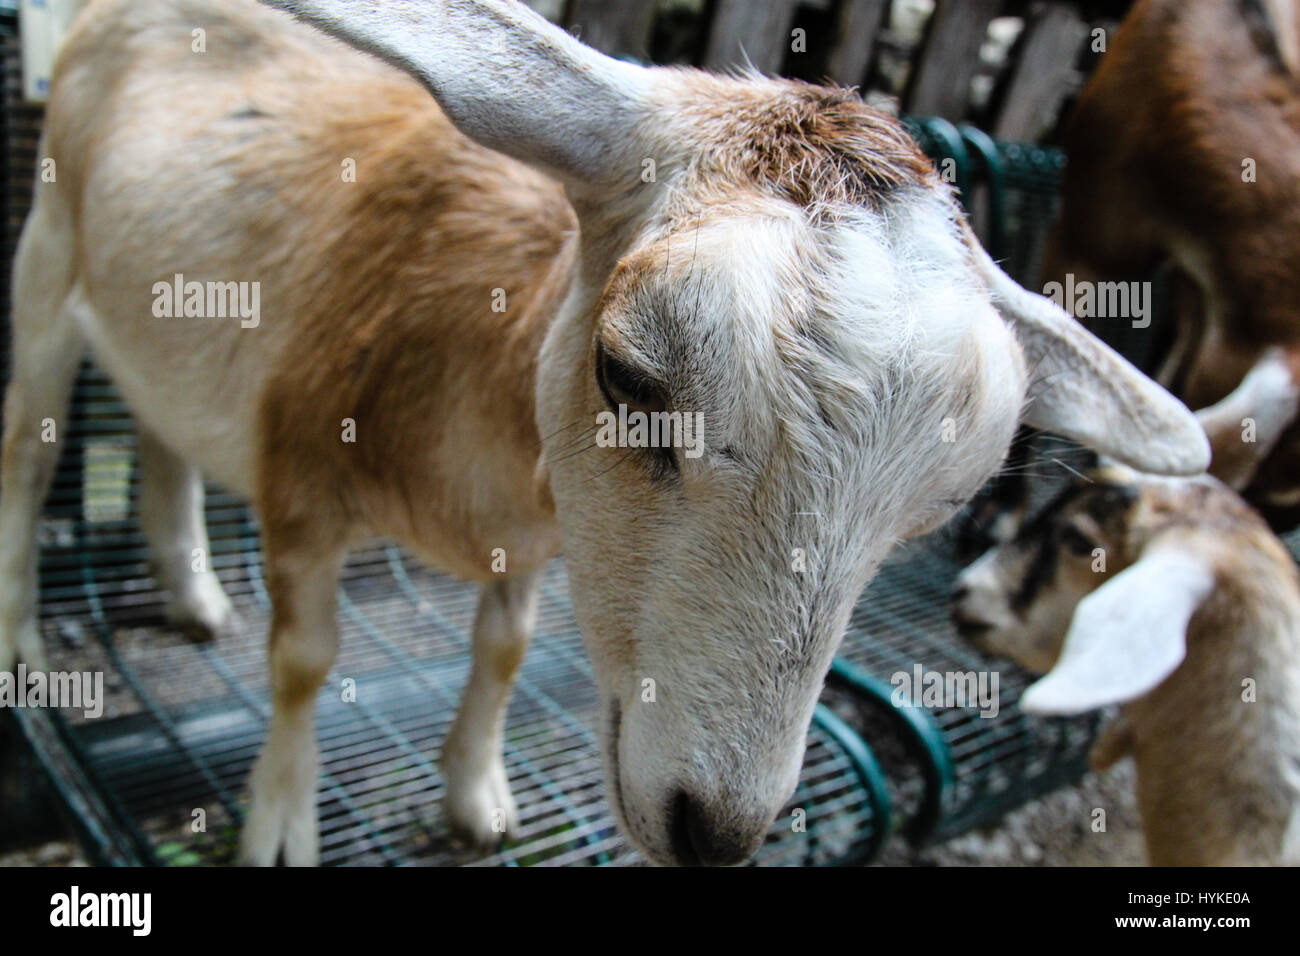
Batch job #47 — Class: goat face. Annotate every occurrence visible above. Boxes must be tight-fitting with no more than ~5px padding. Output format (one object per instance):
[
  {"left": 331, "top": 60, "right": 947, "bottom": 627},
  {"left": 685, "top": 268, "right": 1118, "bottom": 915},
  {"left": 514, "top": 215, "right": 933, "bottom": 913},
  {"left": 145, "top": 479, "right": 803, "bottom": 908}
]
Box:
[
  {"left": 951, "top": 468, "right": 1244, "bottom": 718},
  {"left": 538, "top": 183, "right": 1029, "bottom": 865},
  {"left": 270, "top": 0, "right": 1210, "bottom": 864},
  {"left": 951, "top": 469, "right": 1145, "bottom": 674}
]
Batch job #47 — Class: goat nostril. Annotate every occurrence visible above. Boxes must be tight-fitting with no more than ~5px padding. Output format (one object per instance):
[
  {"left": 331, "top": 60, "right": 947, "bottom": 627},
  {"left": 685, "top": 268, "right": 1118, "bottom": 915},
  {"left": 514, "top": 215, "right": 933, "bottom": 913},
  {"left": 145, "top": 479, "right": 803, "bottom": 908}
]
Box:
[
  {"left": 668, "top": 791, "right": 701, "bottom": 866},
  {"left": 951, "top": 583, "right": 970, "bottom": 603},
  {"left": 667, "top": 791, "right": 752, "bottom": 867}
]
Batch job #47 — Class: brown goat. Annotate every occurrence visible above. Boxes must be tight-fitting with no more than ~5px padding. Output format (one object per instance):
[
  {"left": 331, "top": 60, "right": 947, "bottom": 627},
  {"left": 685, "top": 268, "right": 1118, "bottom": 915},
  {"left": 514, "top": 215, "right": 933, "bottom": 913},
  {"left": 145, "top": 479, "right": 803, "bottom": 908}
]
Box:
[{"left": 1043, "top": 0, "right": 1300, "bottom": 528}]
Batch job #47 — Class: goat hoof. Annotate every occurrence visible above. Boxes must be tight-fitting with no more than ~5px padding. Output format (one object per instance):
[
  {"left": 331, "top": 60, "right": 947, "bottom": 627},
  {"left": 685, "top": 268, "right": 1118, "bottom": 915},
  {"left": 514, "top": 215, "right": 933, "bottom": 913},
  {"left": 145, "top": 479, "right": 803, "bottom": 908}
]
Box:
[
  {"left": 444, "top": 761, "right": 519, "bottom": 853},
  {"left": 166, "top": 589, "right": 236, "bottom": 644},
  {"left": 0, "top": 619, "right": 46, "bottom": 675},
  {"left": 240, "top": 747, "right": 321, "bottom": 866},
  {"left": 240, "top": 799, "right": 320, "bottom": 867}
]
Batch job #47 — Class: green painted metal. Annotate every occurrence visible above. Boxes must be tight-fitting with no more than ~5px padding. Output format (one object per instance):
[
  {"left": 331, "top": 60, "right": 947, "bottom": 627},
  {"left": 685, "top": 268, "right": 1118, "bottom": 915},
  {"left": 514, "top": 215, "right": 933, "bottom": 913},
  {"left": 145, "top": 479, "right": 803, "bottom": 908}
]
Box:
[
  {"left": 6, "top": 707, "right": 151, "bottom": 867},
  {"left": 827, "top": 657, "right": 953, "bottom": 842},
  {"left": 905, "top": 115, "right": 972, "bottom": 199},
  {"left": 810, "top": 702, "right": 893, "bottom": 862},
  {"left": 958, "top": 123, "right": 1008, "bottom": 261}
]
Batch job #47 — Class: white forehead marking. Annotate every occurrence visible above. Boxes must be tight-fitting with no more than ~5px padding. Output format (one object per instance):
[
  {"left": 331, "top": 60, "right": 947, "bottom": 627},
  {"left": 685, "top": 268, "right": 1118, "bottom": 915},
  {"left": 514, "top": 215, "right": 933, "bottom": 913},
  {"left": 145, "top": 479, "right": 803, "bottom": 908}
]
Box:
[
  {"left": 657, "top": 188, "right": 989, "bottom": 364},
  {"left": 640, "top": 187, "right": 1008, "bottom": 390},
  {"left": 615, "top": 187, "right": 1027, "bottom": 544}
]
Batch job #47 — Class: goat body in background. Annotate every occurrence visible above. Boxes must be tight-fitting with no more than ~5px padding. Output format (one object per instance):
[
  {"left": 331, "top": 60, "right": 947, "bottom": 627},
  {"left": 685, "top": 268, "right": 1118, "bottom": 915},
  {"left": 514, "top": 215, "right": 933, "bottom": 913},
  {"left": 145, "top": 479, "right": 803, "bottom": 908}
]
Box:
[{"left": 1042, "top": 0, "right": 1300, "bottom": 529}]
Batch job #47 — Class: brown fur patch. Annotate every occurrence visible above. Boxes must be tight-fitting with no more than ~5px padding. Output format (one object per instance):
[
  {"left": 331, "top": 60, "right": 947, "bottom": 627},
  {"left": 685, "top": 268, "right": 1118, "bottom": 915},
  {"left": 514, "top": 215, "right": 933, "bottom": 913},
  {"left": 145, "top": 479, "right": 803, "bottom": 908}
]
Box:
[{"left": 664, "top": 72, "right": 936, "bottom": 213}]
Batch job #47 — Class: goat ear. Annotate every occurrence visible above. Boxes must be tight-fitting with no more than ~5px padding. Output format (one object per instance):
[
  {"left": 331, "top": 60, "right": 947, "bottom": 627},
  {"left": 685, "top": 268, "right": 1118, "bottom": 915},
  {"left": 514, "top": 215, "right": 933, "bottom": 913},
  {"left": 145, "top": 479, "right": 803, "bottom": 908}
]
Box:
[
  {"left": 261, "top": 0, "right": 653, "bottom": 186},
  {"left": 963, "top": 229, "right": 1209, "bottom": 476},
  {"left": 1196, "top": 347, "right": 1300, "bottom": 490},
  {"left": 1018, "top": 542, "right": 1215, "bottom": 715}
]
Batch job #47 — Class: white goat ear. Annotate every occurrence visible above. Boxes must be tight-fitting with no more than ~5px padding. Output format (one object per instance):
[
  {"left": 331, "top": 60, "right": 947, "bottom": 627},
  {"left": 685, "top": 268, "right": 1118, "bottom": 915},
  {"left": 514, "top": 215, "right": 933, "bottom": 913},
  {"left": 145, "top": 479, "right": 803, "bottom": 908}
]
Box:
[
  {"left": 261, "top": 0, "right": 653, "bottom": 185},
  {"left": 964, "top": 230, "right": 1209, "bottom": 476},
  {"left": 1196, "top": 347, "right": 1300, "bottom": 490},
  {"left": 1019, "top": 543, "right": 1215, "bottom": 715}
]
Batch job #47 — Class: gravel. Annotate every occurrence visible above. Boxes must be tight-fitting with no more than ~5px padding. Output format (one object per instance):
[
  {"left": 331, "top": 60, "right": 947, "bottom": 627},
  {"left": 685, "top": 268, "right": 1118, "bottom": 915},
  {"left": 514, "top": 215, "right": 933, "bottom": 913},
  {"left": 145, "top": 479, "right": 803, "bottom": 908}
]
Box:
[{"left": 876, "top": 759, "right": 1147, "bottom": 866}]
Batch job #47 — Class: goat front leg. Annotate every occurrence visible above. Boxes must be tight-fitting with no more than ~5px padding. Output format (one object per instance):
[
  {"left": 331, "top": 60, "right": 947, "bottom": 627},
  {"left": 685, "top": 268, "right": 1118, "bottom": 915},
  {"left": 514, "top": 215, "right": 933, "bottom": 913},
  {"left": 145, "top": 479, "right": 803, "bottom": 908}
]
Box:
[
  {"left": 240, "top": 537, "right": 346, "bottom": 866},
  {"left": 0, "top": 194, "right": 82, "bottom": 675},
  {"left": 442, "top": 572, "right": 541, "bottom": 850},
  {"left": 0, "top": 363, "right": 76, "bottom": 675}
]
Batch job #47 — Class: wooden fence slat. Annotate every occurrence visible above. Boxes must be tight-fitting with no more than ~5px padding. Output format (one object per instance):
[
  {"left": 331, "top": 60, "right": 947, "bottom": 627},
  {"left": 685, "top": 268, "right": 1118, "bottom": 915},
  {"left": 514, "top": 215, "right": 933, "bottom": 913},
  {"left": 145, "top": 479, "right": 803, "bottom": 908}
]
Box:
[
  {"left": 703, "top": 0, "right": 802, "bottom": 74},
  {"left": 565, "top": 0, "right": 657, "bottom": 60},
  {"left": 826, "top": 0, "right": 891, "bottom": 88},
  {"left": 992, "top": 2, "right": 1088, "bottom": 141},
  {"left": 905, "top": 0, "right": 1004, "bottom": 120}
]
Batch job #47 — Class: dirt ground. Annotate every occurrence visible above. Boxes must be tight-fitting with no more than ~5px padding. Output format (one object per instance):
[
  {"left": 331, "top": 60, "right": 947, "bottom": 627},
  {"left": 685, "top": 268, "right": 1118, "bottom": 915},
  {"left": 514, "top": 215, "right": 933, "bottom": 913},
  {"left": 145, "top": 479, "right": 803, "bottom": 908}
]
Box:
[
  {"left": 877, "top": 760, "right": 1147, "bottom": 866},
  {"left": 0, "top": 841, "right": 85, "bottom": 867}
]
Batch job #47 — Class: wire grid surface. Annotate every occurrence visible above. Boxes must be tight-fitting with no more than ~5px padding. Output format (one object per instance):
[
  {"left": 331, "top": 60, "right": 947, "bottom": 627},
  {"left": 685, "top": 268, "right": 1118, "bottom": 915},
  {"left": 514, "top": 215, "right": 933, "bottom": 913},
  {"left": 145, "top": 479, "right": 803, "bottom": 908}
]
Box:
[
  {"left": 836, "top": 537, "right": 1099, "bottom": 842},
  {"left": 995, "top": 141, "right": 1068, "bottom": 289}
]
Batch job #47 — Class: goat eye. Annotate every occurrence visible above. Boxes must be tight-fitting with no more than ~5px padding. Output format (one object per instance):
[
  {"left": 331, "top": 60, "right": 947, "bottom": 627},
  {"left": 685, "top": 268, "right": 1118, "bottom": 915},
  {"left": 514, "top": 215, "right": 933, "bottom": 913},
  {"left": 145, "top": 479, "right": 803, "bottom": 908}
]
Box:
[
  {"left": 596, "top": 344, "right": 666, "bottom": 415},
  {"left": 594, "top": 343, "right": 677, "bottom": 476},
  {"left": 1060, "top": 526, "right": 1096, "bottom": 557}
]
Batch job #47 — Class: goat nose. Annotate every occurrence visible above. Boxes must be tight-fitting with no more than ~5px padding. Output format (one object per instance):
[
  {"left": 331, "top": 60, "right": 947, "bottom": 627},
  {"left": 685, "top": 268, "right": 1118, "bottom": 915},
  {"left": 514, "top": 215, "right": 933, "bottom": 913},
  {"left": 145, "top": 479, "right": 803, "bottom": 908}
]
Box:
[
  {"left": 951, "top": 582, "right": 970, "bottom": 603},
  {"left": 667, "top": 791, "right": 756, "bottom": 867}
]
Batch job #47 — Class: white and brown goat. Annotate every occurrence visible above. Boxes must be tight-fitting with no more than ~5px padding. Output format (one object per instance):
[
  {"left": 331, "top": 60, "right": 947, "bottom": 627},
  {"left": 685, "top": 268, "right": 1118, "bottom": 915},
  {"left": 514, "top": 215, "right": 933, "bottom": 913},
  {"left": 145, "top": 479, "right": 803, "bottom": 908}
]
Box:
[
  {"left": 953, "top": 465, "right": 1300, "bottom": 865},
  {"left": 0, "top": 0, "right": 1206, "bottom": 866}
]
